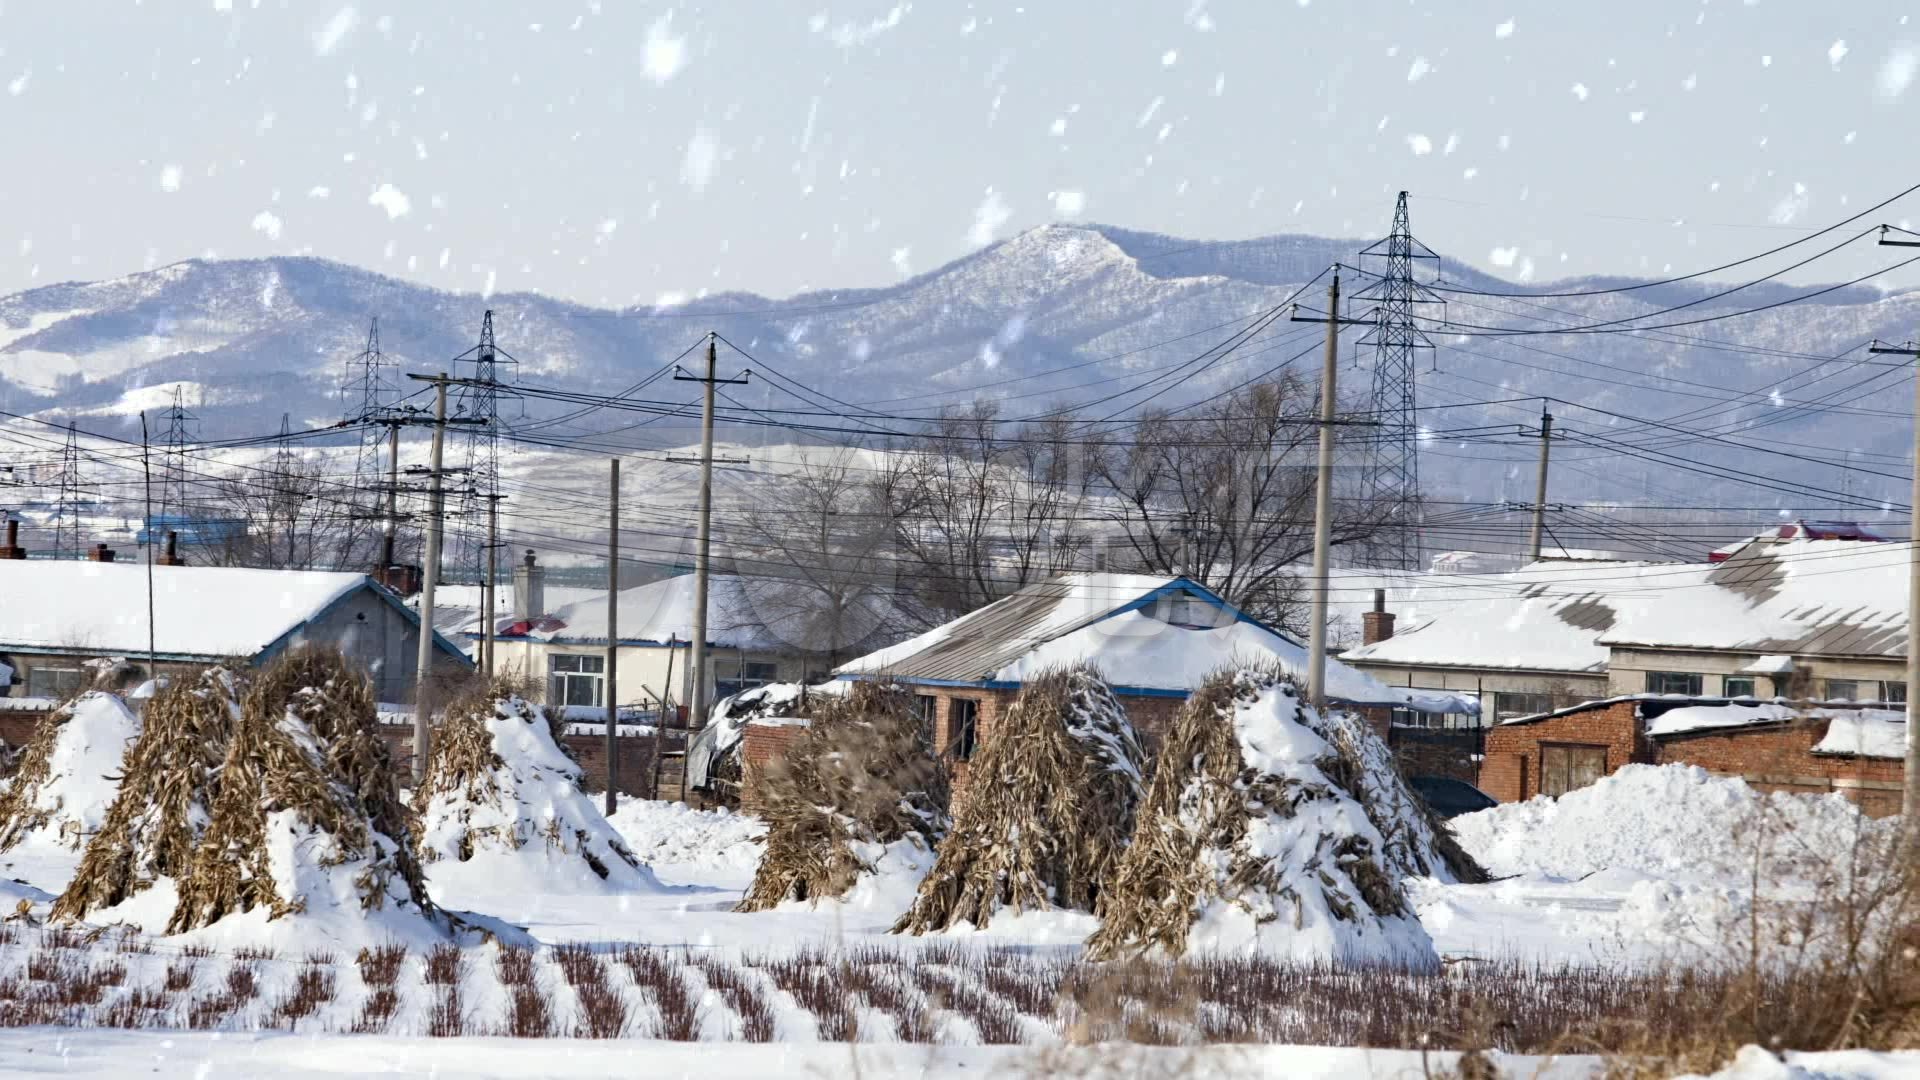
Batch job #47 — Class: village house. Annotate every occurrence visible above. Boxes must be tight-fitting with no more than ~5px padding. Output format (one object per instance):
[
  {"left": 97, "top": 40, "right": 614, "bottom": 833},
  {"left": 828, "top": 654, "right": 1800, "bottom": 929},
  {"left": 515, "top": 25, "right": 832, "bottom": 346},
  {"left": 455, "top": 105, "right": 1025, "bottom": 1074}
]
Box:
[
  {"left": 0, "top": 552, "right": 473, "bottom": 714},
  {"left": 1478, "top": 695, "right": 1905, "bottom": 816},
  {"left": 813, "top": 572, "right": 1472, "bottom": 792},
  {"left": 484, "top": 559, "right": 890, "bottom": 721}
]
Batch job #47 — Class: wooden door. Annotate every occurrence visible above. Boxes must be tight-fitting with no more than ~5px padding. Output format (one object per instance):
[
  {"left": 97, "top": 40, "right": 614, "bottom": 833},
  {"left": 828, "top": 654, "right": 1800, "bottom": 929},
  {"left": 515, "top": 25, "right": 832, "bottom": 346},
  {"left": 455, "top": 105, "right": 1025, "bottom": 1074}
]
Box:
[{"left": 1540, "top": 743, "right": 1607, "bottom": 797}]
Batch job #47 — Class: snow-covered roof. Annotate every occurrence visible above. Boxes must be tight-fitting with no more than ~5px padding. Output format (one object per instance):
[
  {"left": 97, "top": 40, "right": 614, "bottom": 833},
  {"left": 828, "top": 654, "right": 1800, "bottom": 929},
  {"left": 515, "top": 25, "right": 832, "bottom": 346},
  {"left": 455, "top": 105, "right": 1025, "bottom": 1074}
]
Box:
[
  {"left": 509, "top": 573, "right": 866, "bottom": 653},
  {"left": 837, "top": 573, "right": 1470, "bottom": 712},
  {"left": 0, "top": 558, "right": 448, "bottom": 661},
  {"left": 1813, "top": 710, "right": 1907, "bottom": 759},
  {"left": 1339, "top": 560, "right": 1663, "bottom": 675}
]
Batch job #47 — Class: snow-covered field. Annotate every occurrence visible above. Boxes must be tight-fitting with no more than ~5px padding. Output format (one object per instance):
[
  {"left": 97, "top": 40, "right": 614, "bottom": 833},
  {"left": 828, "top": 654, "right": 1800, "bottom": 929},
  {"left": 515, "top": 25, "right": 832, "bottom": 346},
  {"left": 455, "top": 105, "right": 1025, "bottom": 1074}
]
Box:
[{"left": 2, "top": 756, "right": 1917, "bottom": 1077}]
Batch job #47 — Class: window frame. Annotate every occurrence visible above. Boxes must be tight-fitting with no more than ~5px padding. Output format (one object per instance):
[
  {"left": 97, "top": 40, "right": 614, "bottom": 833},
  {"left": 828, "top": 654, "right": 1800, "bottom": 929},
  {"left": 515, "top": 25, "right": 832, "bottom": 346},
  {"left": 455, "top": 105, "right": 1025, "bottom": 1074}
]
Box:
[
  {"left": 25, "top": 665, "right": 84, "bottom": 700},
  {"left": 946, "top": 697, "right": 980, "bottom": 761},
  {"left": 1824, "top": 678, "right": 1862, "bottom": 702},
  {"left": 547, "top": 653, "right": 606, "bottom": 709},
  {"left": 1493, "top": 690, "right": 1555, "bottom": 721},
  {"left": 1879, "top": 680, "right": 1907, "bottom": 705},
  {"left": 1721, "top": 675, "right": 1757, "bottom": 699},
  {"left": 1645, "top": 671, "right": 1703, "bottom": 696}
]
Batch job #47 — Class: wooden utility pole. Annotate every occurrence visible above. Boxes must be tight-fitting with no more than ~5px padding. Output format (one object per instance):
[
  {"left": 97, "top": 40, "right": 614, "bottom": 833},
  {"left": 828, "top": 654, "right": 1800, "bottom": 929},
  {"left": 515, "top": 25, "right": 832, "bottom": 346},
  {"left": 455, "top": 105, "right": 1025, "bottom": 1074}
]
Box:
[
  {"left": 381, "top": 420, "right": 401, "bottom": 571},
  {"left": 672, "top": 334, "right": 749, "bottom": 732},
  {"left": 1528, "top": 405, "right": 1554, "bottom": 562},
  {"left": 606, "top": 457, "right": 620, "bottom": 816},
  {"left": 481, "top": 493, "right": 506, "bottom": 678},
  {"left": 409, "top": 374, "right": 450, "bottom": 783}
]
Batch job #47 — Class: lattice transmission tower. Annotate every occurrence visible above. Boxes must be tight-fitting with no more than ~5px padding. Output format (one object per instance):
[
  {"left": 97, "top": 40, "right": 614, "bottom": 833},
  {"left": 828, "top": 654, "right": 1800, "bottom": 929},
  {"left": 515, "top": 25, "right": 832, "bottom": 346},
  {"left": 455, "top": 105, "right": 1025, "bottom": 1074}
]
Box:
[
  {"left": 451, "top": 310, "right": 516, "bottom": 578},
  {"left": 341, "top": 316, "right": 401, "bottom": 565},
  {"left": 1354, "top": 192, "right": 1443, "bottom": 572},
  {"left": 157, "top": 385, "right": 198, "bottom": 520},
  {"left": 50, "top": 422, "right": 91, "bottom": 558}
]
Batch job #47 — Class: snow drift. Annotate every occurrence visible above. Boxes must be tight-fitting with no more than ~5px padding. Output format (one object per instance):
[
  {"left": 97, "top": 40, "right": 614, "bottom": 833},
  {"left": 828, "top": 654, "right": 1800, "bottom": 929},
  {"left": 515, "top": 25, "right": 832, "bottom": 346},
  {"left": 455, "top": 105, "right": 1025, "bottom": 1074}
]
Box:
[
  {"left": 0, "top": 692, "right": 140, "bottom": 854},
  {"left": 1086, "top": 670, "right": 1438, "bottom": 967},
  {"left": 413, "top": 688, "right": 662, "bottom": 896}
]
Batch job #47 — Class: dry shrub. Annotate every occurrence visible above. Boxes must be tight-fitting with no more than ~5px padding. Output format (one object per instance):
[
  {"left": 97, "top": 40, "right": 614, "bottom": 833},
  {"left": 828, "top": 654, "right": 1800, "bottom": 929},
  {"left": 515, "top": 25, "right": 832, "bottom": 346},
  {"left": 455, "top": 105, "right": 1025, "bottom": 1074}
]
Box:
[
  {"left": 496, "top": 947, "right": 536, "bottom": 988},
  {"left": 1086, "top": 668, "right": 1425, "bottom": 963},
  {"left": 352, "top": 988, "right": 400, "bottom": 1034},
  {"left": 896, "top": 665, "right": 1144, "bottom": 933},
  {"left": 695, "top": 957, "right": 774, "bottom": 1042},
  {"left": 504, "top": 983, "right": 554, "bottom": 1038},
  {"left": 163, "top": 962, "right": 196, "bottom": 993},
  {"left": 52, "top": 667, "right": 242, "bottom": 922},
  {"left": 269, "top": 964, "right": 336, "bottom": 1027},
  {"left": 736, "top": 682, "right": 947, "bottom": 911},
  {"left": 424, "top": 943, "right": 464, "bottom": 985},
  {"left": 357, "top": 943, "right": 406, "bottom": 988},
  {"left": 166, "top": 645, "right": 433, "bottom": 933},
  {"left": 762, "top": 953, "right": 855, "bottom": 1041},
  {"left": 620, "top": 947, "right": 699, "bottom": 1041}
]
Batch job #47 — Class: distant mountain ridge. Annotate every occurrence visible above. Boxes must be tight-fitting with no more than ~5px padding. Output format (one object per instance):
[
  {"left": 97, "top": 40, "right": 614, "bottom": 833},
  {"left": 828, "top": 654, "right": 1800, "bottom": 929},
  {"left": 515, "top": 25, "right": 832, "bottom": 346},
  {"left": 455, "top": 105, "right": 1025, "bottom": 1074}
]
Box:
[{"left": 2, "top": 224, "right": 1915, "bottom": 511}]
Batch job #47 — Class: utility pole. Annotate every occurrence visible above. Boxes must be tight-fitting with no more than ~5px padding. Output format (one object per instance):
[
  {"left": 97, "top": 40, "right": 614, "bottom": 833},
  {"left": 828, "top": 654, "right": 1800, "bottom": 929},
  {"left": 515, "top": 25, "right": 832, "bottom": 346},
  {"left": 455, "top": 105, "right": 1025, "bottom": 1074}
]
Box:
[
  {"left": 409, "top": 374, "right": 451, "bottom": 784},
  {"left": 672, "top": 334, "right": 749, "bottom": 731},
  {"left": 1873, "top": 223, "right": 1920, "bottom": 820},
  {"left": 1289, "top": 270, "right": 1374, "bottom": 710},
  {"left": 1528, "top": 404, "right": 1554, "bottom": 562},
  {"left": 606, "top": 457, "right": 620, "bottom": 816},
  {"left": 381, "top": 420, "right": 402, "bottom": 571},
  {"left": 482, "top": 493, "right": 505, "bottom": 677}
]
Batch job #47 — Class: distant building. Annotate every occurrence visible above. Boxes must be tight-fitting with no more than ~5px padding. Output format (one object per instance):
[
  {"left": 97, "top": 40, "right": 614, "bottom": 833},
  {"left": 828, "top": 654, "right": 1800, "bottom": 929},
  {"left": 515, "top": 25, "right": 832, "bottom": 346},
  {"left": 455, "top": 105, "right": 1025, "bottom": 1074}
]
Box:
[{"left": 0, "top": 557, "right": 473, "bottom": 707}]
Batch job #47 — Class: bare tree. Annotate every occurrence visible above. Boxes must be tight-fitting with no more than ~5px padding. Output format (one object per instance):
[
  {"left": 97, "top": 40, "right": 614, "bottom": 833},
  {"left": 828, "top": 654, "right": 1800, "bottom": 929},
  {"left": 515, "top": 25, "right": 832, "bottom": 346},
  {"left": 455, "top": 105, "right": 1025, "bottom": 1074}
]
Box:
[
  {"left": 197, "top": 455, "right": 378, "bottom": 570},
  {"left": 735, "top": 454, "right": 906, "bottom": 666},
  {"left": 1088, "top": 373, "right": 1389, "bottom": 632},
  {"left": 871, "top": 403, "right": 1094, "bottom": 627}
]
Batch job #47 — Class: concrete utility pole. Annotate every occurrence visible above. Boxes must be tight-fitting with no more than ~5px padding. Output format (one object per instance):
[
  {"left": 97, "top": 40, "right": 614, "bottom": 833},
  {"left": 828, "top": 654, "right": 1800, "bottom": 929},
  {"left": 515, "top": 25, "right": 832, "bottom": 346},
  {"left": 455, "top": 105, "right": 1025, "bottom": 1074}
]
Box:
[
  {"left": 381, "top": 421, "right": 401, "bottom": 571},
  {"left": 1528, "top": 405, "right": 1554, "bottom": 562},
  {"left": 606, "top": 457, "right": 620, "bottom": 816},
  {"left": 1873, "top": 226, "right": 1920, "bottom": 820},
  {"left": 672, "top": 334, "right": 749, "bottom": 731},
  {"left": 409, "top": 374, "right": 450, "bottom": 783},
  {"left": 1306, "top": 272, "right": 1341, "bottom": 709},
  {"left": 483, "top": 493, "right": 504, "bottom": 678}
]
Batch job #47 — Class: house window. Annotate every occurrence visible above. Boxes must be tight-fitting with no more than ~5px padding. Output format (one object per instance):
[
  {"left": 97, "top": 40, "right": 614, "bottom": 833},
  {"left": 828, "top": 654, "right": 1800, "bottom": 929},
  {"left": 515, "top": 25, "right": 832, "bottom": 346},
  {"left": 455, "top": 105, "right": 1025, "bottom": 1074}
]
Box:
[
  {"left": 25, "top": 666, "right": 84, "bottom": 700},
  {"left": 1540, "top": 743, "right": 1608, "bottom": 798},
  {"left": 1880, "top": 681, "right": 1908, "bottom": 706},
  {"left": 1493, "top": 691, "right": 1555, "bottom": 721},
  {"left": 1825, "top": 679, "right": 1862, "bottom": 702},
  {"left": 548, "top": 654, "right": 606, "bottom": 708},
  {"left": 1645, "top": 671, "right": 1702, "bottom": 696},
  {"left": 1721, "top": 676, "right": 1757, "bottom": 699},
  {"left": 946, "top": 698, "right": 980, "bottom": 761},
  {"left": 715, "top": 660, "right": 780, "bottom": 702},
  {"left": 913, "top": 694, "right": 938, "bottom": 729}
]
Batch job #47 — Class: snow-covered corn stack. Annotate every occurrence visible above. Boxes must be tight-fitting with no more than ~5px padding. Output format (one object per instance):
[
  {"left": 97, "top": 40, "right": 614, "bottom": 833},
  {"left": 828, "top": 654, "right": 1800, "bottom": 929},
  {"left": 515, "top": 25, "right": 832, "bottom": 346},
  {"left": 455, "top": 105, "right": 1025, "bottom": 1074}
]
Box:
[
  {"left": 1086, "top": 668, "right": 1439, "bottom": 968},
  {"left": 894, "top": 664, "right": 1145, "bottom": 933},
  {"left": 51, "top": 668, "right": 244, "bottom": 922},
  {"left": 0, "top": 691, "right": 141, "bottom": 855},
  {"left": 412, "top": 683, "right": 659, "bottom": 895},
  {"left": 735, "top": 682, "right": 948, "bottom": 912}
]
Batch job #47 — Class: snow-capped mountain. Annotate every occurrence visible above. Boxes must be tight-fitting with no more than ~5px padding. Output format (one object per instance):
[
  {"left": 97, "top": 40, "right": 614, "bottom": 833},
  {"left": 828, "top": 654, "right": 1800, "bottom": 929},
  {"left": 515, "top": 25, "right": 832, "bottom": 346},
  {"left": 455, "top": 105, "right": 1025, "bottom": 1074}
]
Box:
[{"left": 2, "top": 224, "right": 1914, "bottom": 513}]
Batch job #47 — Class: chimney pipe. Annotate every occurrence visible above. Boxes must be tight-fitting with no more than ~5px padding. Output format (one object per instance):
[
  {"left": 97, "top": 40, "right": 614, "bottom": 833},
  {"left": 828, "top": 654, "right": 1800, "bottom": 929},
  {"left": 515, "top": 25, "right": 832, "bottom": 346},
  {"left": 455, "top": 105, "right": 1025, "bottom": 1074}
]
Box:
[
  {"left": 88, "top": 542, "right": 115, "bottom": 563},
  {"left": 156, "top": 530, "right": 186, "bottom": 566},
  {"left": 512, "top": 548, "right": 545, "bottom": 621},
  {"left": 0, "top": 518, "right": 23, "bottom": 560},
  {"left": 1361, "top": 588, "right": 1396, "bottom": 645}
]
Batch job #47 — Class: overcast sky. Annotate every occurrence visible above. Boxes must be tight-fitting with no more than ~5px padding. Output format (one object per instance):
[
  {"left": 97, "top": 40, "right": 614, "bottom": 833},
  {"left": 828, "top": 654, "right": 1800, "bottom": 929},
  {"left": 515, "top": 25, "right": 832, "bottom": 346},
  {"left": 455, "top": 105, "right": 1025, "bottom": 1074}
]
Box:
[{"left": 0, "top": 1, "right": 1915, "bottom": 306}]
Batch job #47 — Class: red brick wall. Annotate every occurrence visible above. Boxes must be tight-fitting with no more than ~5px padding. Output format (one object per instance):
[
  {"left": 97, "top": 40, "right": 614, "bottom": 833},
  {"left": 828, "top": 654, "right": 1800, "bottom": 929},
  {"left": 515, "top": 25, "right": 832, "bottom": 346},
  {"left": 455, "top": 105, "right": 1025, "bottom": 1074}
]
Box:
[
  {"left": 1477, "top": 701, "right": 1907, "bottom": 817},
  {"left": 1478, "top": 700, "right": 1648, "bottom": 802},
  {"left": 739, "top": 721, "right": 810, "bottom": 813}
]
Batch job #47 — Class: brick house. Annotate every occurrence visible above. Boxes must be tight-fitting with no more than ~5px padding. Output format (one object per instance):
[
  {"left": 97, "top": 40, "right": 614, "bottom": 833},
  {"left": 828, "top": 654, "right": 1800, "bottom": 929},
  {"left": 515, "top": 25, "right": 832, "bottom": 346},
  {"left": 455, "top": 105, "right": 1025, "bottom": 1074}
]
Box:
[
  {"left": 831, "top": 573, "right": 1473, "bottom": 797},
  {"left": 1479, "top": 696, "right": 1905, "bottom": 816}
]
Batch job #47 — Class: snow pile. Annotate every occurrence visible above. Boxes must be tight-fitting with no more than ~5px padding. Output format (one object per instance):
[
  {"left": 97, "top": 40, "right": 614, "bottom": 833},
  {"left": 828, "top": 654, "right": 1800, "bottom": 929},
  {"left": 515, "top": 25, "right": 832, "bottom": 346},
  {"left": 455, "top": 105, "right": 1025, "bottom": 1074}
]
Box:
[
  {"left": 1812, "top": 711, "right": 1907, "bottom": 760},
  {"left": 0, "top": 692, "right": 140, "bottom": 854},
  {"left": 607, "top": 798, "right": 765, "bottom": 874},
  {"left": 413, "top": 690, "right": 661, "bottom": 896},
  {"left": 1087, "top": 670, "right": 1439, "bottom": 967},
  {"left": 52, "top": 669, "right": 241, "bottom": 922},
  {"left": 896, "top": 665, "right": 1146, "bottom": 934},
  {"left": 165, "top": 646, "right": 449, "bottom": 950},
  {"left": 1450, "top": 764, "right": 1889, "bottom": 885}
]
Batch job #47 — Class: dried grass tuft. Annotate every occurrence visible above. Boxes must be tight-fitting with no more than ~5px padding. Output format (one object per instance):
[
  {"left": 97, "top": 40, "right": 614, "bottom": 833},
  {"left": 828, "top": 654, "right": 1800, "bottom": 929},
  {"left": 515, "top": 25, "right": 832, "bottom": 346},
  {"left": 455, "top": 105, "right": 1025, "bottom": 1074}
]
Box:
[
  {"left": 895, "top": 665, "right": 1145, "bottom": 933},
  {"left": 165, "top": 645, "right": 433, "bottom": 933},
  {"left": 52, "top": 667, "right": 243, "bottom": 921},
  {"left": 735, "top": 682, "right": 948, "bottom": 911}
]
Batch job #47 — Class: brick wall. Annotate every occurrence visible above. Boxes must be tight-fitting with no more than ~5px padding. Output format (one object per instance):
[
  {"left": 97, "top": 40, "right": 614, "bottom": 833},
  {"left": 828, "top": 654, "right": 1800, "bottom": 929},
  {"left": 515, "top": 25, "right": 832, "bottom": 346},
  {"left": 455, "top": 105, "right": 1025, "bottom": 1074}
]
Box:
[
  {"left": 1478, "top": 700, "right": 1647, "bottom": 802},
  {"left": 1477, "top": 699, "right": 1906, "bottom": 817},
  {"left": 739, "top": 720, "right": 811, "bottom": 813}
]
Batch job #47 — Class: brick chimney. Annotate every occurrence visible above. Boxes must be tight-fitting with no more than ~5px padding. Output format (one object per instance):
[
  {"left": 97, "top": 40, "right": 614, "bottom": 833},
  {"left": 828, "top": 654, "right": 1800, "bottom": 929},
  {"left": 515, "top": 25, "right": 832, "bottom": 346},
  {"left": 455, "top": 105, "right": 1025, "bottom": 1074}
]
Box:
[
  {"left": 0, "top": 519, "right": 25, "bottom": 560},
  {"left": 1361, "top": 588, "right": 1396, "bottom": 645},
  {"left": 87, "top": 542, "right": 115, "bottom": 563},
  {"left": 512, "top": 549, "right": 545, "bottom": 620},
  {"left": 155, "top": 530, "right": 187, "bottom": 567}
]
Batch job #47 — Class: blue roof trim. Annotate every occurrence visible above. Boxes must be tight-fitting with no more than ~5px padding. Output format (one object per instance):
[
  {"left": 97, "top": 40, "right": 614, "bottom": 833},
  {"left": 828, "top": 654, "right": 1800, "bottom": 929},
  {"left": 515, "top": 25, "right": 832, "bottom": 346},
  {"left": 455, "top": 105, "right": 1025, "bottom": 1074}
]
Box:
[
  {"left": 1102, "top": 577, "right": 1301, "bottom": 645},
  {"left": 258, "top": 580, "right": 475, "bottom": 670},
  {"left": 0, "top": 644, "right": 227, "bottom": 663}
]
